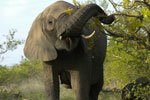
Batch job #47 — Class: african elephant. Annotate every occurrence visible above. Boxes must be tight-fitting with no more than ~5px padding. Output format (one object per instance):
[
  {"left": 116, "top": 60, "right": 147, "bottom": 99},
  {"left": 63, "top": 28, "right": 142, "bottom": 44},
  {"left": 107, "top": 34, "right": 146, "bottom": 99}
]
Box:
[
  {"left": 24, "top": 1, "right": 115, "bottom": 100},
  {"left": 122, "top": 77, "right": 150, "bottom": 100}
]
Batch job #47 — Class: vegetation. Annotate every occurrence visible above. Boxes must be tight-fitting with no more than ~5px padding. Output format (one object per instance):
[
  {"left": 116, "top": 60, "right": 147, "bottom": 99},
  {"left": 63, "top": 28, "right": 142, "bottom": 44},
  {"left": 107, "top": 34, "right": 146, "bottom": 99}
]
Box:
[
  {"left": 104, "top": 39, "right": 150, "bottom": 89},
  {"left": 0, "top": 0, "right": 150, "bottom": 100},
  {"left": 122, "top": 77, "right": 150, "bottom": 100},
  {"left": 102, "top": 0, "right": 150, "bottom": 89},
  {"left": 0, "top": 29, "right": 24, "bottom": 60}
]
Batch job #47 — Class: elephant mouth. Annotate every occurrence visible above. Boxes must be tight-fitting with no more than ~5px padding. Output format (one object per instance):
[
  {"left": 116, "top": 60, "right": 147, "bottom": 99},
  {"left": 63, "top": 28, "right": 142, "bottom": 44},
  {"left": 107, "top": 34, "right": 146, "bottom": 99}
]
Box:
[
  {"left": 59, "top": 30, "right": 96, "bottom": 40},
  {"left": 65, "top": 37, "right": 72, "bottom": 49}
]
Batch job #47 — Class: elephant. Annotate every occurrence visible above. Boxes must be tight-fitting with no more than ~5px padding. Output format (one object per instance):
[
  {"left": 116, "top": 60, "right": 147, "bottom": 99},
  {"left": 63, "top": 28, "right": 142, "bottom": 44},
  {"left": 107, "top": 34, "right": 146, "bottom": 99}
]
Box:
[
  {"left": 24, "top": 1, "right": 115, "bottom": 100},
  {"left": 122, "top": 77, "right": 150, "bottom": 100}
]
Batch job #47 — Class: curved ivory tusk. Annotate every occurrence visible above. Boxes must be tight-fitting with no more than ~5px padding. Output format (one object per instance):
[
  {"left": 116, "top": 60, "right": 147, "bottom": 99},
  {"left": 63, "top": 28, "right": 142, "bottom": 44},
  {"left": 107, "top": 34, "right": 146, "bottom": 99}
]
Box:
[
  {"left": 59, "top": 36, "right": 63, "bottom": 40},
  {"left": 81, "top": 30, "right": 95, "bottom": 39}
]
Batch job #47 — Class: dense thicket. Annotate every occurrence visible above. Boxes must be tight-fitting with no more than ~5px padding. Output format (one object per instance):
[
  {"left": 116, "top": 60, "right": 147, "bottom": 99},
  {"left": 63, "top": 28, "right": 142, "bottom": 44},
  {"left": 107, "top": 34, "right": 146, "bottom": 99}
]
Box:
[{"left": 102, "top": 0, "right": 150, "bottom": 88}]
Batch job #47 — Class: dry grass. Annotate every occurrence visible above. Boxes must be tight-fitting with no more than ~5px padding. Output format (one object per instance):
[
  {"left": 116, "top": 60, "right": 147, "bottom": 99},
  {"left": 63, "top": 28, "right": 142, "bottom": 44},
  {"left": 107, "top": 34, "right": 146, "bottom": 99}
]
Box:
[{"left": 0, "top": 77, "right": 121, "bottom": 100}]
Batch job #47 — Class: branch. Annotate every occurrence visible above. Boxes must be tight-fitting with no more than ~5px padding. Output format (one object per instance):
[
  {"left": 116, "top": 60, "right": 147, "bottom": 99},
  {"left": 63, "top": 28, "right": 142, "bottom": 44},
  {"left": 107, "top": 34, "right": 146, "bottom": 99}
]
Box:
[
  {"left": 109, "top": 0, "right": 150, "bottom": 10},
  {"left": 108, "top": 0, "right": 143, "bottom": 21},
  {"left": 112, "top": 54, "right": 122, "bottom": 59},
  {"left": 0, "top": 49, "right": 8, "bottom": 55},
  {"left": 143, "top": 26, "right": 150, "bottom": 42},
  {"left": 104, "top": 27, "right": 143, "bottom": 41},
  {"left": 112, "top": 13, "right": 143, "bottom": 21},
  {"left": 103, "top": 27, "right": 124, "bottom": 37},
  {"left": 123, "top": 0, "right": 150, "bottom": 10},
  {"left": 128, "top": 0, "right": 137, "bottom": 9},
  {"left": 135, "top": 0, "right": 150, "bottom": 10},
  {"left": 104, "top": 27, "right": 150, "bottom": 50},
  {"left": 0, "top": 29, "right": 24, "bottom": 56},
  {"left": 108, "top": 0, "right": 120, "bottom": 12}
]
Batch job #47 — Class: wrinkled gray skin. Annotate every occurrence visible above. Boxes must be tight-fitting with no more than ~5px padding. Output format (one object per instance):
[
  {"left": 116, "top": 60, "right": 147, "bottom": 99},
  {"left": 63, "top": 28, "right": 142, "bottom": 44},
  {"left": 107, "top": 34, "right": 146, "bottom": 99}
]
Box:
[{"left": 24, "top": 1, "right": 115, "bottom": 100}]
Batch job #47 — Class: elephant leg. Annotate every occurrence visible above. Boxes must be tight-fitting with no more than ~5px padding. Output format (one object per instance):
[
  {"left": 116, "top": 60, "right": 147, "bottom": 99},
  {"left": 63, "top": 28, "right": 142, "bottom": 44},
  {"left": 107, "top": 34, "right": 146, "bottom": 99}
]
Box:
[
  {"left": 70, "top": 70, "right": 90, "bottom": 100},
  {"left": 70, "top": 57, "right": 92, "bottom": 100},
  {"left": 89, "top": 81, "right": 103, "bottom": 100},
  {"left": 43, "top": 62, "right": 60, "bottom": 100}
]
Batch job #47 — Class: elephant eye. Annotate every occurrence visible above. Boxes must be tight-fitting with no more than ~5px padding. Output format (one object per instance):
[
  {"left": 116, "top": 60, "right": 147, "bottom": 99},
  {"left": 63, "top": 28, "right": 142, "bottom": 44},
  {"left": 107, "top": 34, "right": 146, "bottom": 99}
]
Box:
[{"left": 48, "top": 21, "right": 52, "bottom": 24}]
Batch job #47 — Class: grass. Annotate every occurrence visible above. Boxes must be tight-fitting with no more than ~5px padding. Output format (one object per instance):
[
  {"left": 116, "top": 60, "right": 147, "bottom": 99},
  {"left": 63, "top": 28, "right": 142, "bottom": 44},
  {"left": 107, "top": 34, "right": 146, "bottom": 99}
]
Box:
[
  {"left": 0, "top": 86, "right": 121, "bottom": 100},
  {"left": 0, "top": 77, "right": 121, "bottom": 100},
  {"left": 23, "top": 92, "right": 45, "bottom": 100},
  {"left": 21, "top": 91, "right": 121, "bottom": 100},
  {"left": 22, "top": 86, "right": 74, "bottom": 100},
  {"left": 99, "top": 92, "right": 121, "bottom": 100}
]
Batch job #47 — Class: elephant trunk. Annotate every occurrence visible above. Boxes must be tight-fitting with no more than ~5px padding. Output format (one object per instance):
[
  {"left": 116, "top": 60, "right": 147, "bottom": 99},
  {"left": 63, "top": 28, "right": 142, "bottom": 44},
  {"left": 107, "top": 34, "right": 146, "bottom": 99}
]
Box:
[{"left": 57, "top": 4, "right": 115, "bottom": 38}]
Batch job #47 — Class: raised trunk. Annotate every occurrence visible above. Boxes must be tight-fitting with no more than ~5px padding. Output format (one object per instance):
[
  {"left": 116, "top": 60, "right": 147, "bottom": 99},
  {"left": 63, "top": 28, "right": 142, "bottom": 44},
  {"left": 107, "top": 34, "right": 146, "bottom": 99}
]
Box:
[
  {"left": 67, "top": 4, "right": 106, "bottom": 35},
  {"left": 57, "top": 4, "right": 114, "bottom": 38}
]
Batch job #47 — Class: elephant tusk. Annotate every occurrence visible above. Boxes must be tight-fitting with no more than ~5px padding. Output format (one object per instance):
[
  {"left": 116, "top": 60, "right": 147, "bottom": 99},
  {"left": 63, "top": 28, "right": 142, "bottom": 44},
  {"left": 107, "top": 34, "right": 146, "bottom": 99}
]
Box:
[
  {"left": 59, "top": 36, "right": 63, "bottom": 40},
  {"left": 81, "top": 30, "right": 95, "bottom": 39}
]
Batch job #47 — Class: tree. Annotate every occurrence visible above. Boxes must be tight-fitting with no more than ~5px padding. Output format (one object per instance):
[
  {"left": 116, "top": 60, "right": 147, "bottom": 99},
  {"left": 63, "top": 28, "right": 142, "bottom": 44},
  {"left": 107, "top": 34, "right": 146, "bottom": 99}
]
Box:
[
  {"left": 105, "top": 0, "right": 150, "bottom": 50},
  {"left": 0, "top": 29, "right": 24, "bottom": 61},
  {"left": 104, "top": 0, "right": 150, "bottom": 86},
  {"left": 104, "top": 39, "right": 150, "bottom": 89}
]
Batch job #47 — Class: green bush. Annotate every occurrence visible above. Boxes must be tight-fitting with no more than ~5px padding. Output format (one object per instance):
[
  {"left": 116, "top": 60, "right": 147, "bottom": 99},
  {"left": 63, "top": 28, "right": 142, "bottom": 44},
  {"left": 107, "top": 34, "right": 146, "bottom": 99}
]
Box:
[
  {"left": 0, "top": 65, "right": 10, "bottom": 85},
  {"left": 0, "top": 58, "right": 42, "bottom": 85},
  {"left": 104, "top": 40, "right": 150, "bottom": 89}
]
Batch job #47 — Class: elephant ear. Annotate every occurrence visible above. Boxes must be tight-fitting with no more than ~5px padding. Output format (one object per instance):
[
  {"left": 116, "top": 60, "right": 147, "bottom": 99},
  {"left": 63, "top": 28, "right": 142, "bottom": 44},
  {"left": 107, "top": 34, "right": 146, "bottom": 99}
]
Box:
[{"left": 24, "top": 14, "right": 57, "bottom": 61}]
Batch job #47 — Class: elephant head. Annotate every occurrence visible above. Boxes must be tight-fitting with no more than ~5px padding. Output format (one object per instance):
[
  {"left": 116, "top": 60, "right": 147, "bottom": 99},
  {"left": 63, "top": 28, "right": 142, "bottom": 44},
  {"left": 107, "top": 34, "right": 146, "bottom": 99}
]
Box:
[{"left": 24, "top": 1, "right": 115, "bottom": 61}]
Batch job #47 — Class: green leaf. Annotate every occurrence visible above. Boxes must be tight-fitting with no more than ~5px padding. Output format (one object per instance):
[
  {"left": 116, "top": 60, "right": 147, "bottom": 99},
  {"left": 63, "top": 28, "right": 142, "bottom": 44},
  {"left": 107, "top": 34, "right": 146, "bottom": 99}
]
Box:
[{"left": 65, "top": 8, "right": 73, "bottom": 15}]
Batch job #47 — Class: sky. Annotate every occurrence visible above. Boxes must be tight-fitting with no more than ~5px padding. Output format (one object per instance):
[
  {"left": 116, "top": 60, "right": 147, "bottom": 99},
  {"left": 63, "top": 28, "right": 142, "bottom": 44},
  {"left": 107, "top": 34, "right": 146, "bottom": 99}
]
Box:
[{"left": 0, "top": 0, "right": 115, "bottom": 66}]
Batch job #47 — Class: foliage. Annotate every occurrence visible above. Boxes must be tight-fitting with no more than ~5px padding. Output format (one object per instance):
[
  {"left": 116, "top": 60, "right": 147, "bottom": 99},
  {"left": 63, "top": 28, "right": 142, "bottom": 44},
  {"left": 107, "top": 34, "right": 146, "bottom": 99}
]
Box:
[
  {"left": 132, "top": 84, "right": 150, "bottom": 99},
  {"left": 102, "top": 0, "right": 150, "bottom": 89},
  {"left": 0, "top": 58, "right": 44, "bottom": 99},
  {"left": 104, "top": 39, "right": 150, "bottom": 88},
  {"left": 106, "top": 0, "right": 150, "bottom": 50},
  {"left": 122, "top": 78, "right": 150, "bottom": 100},
  {"left": 0, "top": 58, "right": 42, "bottom": 85},
  {"left": 65, "top": 8, "right": 73, "bottom": 15},
  {"left": 0, "top": 29, "right": 24, "bottom": 60},
  {"left": 0, "top": 65, "right": 11, "bottom": 85},
  {"left": 0, "top": 88, "right": 23, "bottom": 100},
  {"left": 74, "top": 0, "right": 150, "bottom": 51}
]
